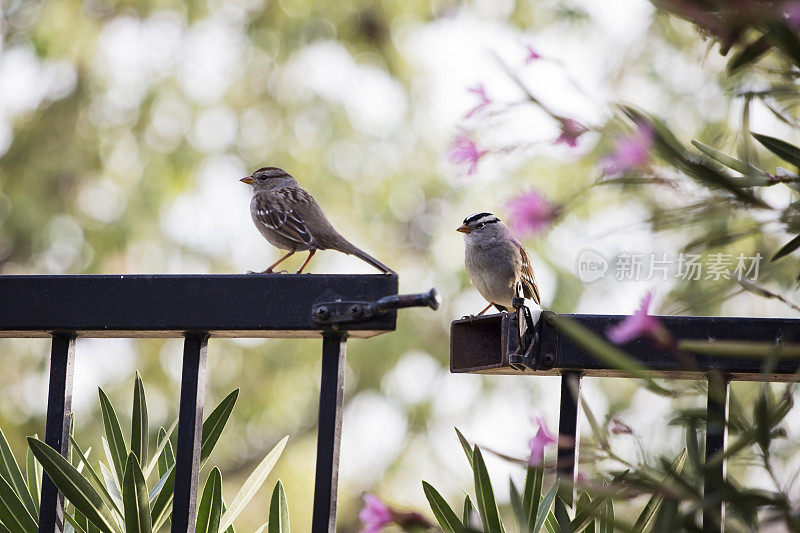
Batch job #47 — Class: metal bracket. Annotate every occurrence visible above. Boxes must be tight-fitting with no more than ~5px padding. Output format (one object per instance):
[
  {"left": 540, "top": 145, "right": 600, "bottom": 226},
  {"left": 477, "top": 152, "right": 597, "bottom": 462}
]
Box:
[
  {"left": 507, "top": 296, "right": 540, "bottom": 371},
  {"left": 312, "top": 288, "right": 441, "bottom": 325}
]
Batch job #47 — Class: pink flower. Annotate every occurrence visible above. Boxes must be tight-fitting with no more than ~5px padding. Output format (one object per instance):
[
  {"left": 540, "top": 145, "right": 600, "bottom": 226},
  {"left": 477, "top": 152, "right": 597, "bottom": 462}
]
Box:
[
  {"left": 359, "top": 494, "right": 392, "bottom": 533},
  {"left": 609, "top": 417, "right": 634, "bottom": 435},
  {"left": 603, "top": 123, "right": 654, "bottom": 175},
  {"left": 465, "top": 84, "right": 492, "bottom": 118},
  {"left": 525, "top": 44, "right": 542, "bottom": 64},
  {"left": 607, "top": 291, "right": 663, "bottom": 344},
  {"left": 528, "top": 416, "right": 557, "bottom": 466},
  {"left": 506, "top": 191, "right": 558, "bottom": 237},
  {"left": 554, "top": 118, "right": 588, "bottom": 147},
  {"left": 447, "top": 133, "right": 487, "bottom": 174},
  {"left": 786, "top": 2, "right": 800, "bottom": 29}
]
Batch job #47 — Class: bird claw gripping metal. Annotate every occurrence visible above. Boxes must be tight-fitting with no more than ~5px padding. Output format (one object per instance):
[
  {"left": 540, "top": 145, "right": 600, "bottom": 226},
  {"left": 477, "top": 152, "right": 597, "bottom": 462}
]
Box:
[{"left": 507, "top": 295, "right": 540, "bottom": 371}]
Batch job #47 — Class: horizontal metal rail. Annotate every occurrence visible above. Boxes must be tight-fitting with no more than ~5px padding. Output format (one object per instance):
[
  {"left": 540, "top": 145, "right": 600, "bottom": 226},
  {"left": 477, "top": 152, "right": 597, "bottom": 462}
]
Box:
[
  {"left": 0, "top": 273, "right": 431, "bottom": 533},
  {"left": 450, "top": 309, "right": 800, "bottom": 533},
  {"left": 451, "top": 311, "right": 800, "bottom": 380},
  {"left": 0, "top": 274, "right": 398, "bottom": 338}
]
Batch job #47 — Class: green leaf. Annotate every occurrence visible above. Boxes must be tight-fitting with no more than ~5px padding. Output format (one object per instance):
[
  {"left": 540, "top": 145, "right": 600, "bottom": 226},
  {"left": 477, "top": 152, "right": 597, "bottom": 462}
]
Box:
[
  {"left": 576, "top": 492, "right": 595, "bottom": 533},
  {"left": 131, "top": 373, "right": 148, "bottom": 466},
  {"left": 472, "top": 446, "right": 504, "bottom": 533},
  {"left": 599, "top": 498, "right": 614, "bottom": 533},
  {"left": 149, "top": 468, "right": 174, "bottom": 531},
  {"left": 522, "top": 464, "right": 543, "bottom": 531},
  {"left": 27, "top": 438, "right": 118, "bottom": 533},
  {"left": 69, "top": 435, "right": 122, "bottom": 518},
  {"left": 65, "top": 513, "right": 89, "bottom": 533},
  {"left": 727, "top": 34, "right": 772, "bottom": 73},
  {"left": 122, "top": 453, "right": 151, "bottom": 533},
  {"left": 533, "top": 482, "right": 559, "bottom": 533},
  {"left": 196, "top": 468, "right": 222, "bottom": 533},
  {"left": 631, "top": 449, "right": 685, "bottom": 533},
  {"left": 98, "top": 389, "right": 127, "bottom": 487},
  {"left": 218, "top": 436, "right": 288, "bottom": 532},
  {"left": 691, "top": 140, "right": 768, "bottom": 182},
  {"left": 421, "top": 481, "right": 462, "bottom": 533},
  {"left": 154, "top": 425, "right": 176, "bottom": 480},
  {"left": 454, "top": 428, "right": 473, "bottom": 468},
  {"left": 143, "top": 419, "right": 177, "bottom": 480},
  {"left": 544, "top": 511, "right": 558, "bottom": 533},
  {"left": 509, "top": 479, "right": 523, "bottom": 530},
  {"left": 570, "top": 492, "right": 608, "bottom": 532},
  {"left": 771, "top": 235, "right": 800, "bottom": 262},
  {"left": 201, "top": 390, "right": 239, "bottom": 465},
  {"left": 25, "top": 442, "right": 40, "bottom": 516},
  {"left": 267, "top": 480, "right": 290, "bottom": 533},
  {"left": 766, "top": 21, "right": 800, "bottom": 67},
  {"left": 462, "top": 494, "right": 474, "bottom": 528},
  {"left": 0, "top": 473, "right": 37, "bottom": 533},
  {"left": 0, "top": 427, "right": 38, "bottom": 520},
  {"left": 148, "top": 465, "right": 174, "bottom": 503},
  {"left": 753, "top": 133, "right": 800, "bottom": 168}
]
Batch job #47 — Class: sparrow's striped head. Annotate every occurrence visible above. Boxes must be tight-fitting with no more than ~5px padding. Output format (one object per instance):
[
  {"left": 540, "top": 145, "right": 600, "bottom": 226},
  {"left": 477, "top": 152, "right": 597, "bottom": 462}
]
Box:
[
  {"left": 240, "top": 166, "right": 295, "bottom": 189},
  {"left": 457, "top": 212, "right": 500, "bottom": 234}
]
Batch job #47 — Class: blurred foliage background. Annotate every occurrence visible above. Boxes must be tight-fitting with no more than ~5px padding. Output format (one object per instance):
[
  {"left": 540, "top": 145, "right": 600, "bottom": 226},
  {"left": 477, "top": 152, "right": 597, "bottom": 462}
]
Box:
[{"left": 2, "top": 0, "right": 800, "bottom": 530}]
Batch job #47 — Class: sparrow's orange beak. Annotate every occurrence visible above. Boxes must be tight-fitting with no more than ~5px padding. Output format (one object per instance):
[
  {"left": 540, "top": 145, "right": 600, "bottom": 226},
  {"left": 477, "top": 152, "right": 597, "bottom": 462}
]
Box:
[
  {"left": 457, "top": 224, "right": 471, "bottom": 234},
  {"left": 240, "top": 176, "right": 254, "bottom": 184}
]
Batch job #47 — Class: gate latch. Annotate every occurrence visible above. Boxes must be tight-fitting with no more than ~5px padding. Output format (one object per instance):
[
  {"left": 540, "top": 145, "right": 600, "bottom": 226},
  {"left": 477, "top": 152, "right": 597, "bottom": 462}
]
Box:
[{"left": 312, "top": 288, "right": 441, "bottom": 325}]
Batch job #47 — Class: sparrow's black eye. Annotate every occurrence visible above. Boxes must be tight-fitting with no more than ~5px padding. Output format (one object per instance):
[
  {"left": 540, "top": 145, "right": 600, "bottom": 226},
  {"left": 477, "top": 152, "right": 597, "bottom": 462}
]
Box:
[
  {"left": 476, "top": 222, "right": 485, "bottom": 228},
  {"left": 258, "top": 175, "right": 267, "bottom": 181}
]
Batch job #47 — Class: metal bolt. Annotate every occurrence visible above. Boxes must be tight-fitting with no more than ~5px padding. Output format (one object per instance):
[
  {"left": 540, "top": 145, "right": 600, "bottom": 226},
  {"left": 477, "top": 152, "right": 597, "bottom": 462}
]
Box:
[
  {"left": 314, "top": 306, "right": 330, "bottom": 321},
  {"left": 350, "top": 304, "right": 363, "bottom": 319},
  {"left": 542, "top": 353, "right": 555, "bottom": 367}
]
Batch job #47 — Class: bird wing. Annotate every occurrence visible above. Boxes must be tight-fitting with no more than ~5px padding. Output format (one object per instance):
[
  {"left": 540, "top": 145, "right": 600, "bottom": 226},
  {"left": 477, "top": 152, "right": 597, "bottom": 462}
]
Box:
[
  {"left": 518, "top": 244, "right": 541, "bottom": 305},
  {"left": 253, "top": 188, "right": 318, "bottom": 248}
]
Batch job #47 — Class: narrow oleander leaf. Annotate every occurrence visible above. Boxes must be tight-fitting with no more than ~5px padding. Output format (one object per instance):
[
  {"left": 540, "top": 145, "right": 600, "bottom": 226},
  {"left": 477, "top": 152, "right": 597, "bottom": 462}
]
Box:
[
  {"left": 509, "top": 479, "right": 523, "bottom": 530},
  {"left": 454, "top": 428, "right": 473, "bottom": 468},
  {"left": 196, "top": 468, "right": 222, "bottom": 533},
  {"left": 0, "top": 473, "right": 37, "bottom": 533},
  {"left": 753, "top": 133, "right": 800, "bottom": 168},
  {"left": 143, "top": 420, "right": 177, "bottom": 480},
  {"left": 27, "top": 438, "right": 118, "bottom": 533},
  {"left": 0, "top": 427, "right": 38, "bottom": 520},
  {"left": 462, "top": 494, "right": 474, "bottom": 528},
  {"left": 130, "top": 373, "right": 148, "bottom": 467},
  {"left": 148, "top": 465, "right": 174, "bottom": 503},
  {"left": 218, "top": 436, "right": 288, "bottom": 532},
  {"left": 570, "top": 492, "right": 607, "bottom": 532},
  {"left": 254, "top": 525, "right": 267, "bottom": 533},
  {"left": 600, "top": 498, "right": 614, "bottom": 533},
  {"left": 201, "top": 390, "right": 239, "bottom": 465},
  {"left": 522, "top": 464, "right": 543, "bottom": 531},
  {"left": 64, "top": 513, "right": 88, "bottom": 533},
  {"left": 69, "top": 436, "right": 122, "bottom": 518},
  {"left": 267, "top": 480, "right": 290, "bottom": 533},
  {"left": 543, "top": 510, "right": 558, "bottom": 533},
  {"left": 533, "top": 482, "right": 559, "bottom": 533},
  {"left": 149, "top": 467, "right": 175, "bottom": 531},
  {"left": 691, "top": 140, "right": 768, "bottom": 181},
  {"left": 25, "top": 442, "right": 40, "bottom": 516},
  {"left": 99, "top": 461, "right": 122, "bottom": 510},
  {"left": 122, "top": 453, "right": 151, "bottom": 533},
  {"left": 727, "top": 34, "right": 772, "bottom": 73},
  {"left": 98, "top": 389, "right": 127, "bottom": 486},
  {"left": 771, "top": 235, "right": 800, "bottom": 262},
  {"left": 421, "top": 481, "right": 462, "bottom": 533},
  {"left": 766, "top": 21, "right": 800, "bottom": 67},
  {"left": 472, "top": 447, "right": 504, "bottom": 533}
]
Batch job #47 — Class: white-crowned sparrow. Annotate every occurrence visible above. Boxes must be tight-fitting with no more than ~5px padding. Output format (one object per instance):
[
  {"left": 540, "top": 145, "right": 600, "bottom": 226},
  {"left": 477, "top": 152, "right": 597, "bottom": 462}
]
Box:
[
  {"left": 458, "top": 212, "right": 541, "bottom": 314},
  {"left": 241, "top": 166, "right": 394, "bottom": 274}
]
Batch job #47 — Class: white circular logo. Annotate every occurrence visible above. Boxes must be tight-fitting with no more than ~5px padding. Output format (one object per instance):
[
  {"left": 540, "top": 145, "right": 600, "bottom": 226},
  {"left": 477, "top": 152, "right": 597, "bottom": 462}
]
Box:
[{"left": 577, "top": 249, "right": 608, "bottom": 283}]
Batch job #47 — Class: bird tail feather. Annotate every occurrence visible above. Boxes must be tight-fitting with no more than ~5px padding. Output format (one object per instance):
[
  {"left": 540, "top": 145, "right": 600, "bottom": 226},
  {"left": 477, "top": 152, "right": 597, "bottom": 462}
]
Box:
[{"left": 338, "top": 242, "right": 395, "bottom": 274}]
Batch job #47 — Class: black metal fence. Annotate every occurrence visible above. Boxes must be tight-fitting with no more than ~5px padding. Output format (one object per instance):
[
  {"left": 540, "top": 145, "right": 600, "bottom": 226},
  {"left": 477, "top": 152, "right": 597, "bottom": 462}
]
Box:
[
  {"left": 451, "top": 311, "right": 800, "bottom": 532},
  {"left": 0, "top": 274, "right": 438, "bottom": 533}
]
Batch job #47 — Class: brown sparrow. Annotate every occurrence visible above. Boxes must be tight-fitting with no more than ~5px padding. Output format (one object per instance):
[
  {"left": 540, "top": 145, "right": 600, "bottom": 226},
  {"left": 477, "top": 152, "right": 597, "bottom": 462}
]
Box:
[
  {"left": 241, "top": 167, "right": 394, "bottom": 274},
  {"left": 458, "top": 212, "right": 540, "bottom": 314}
]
